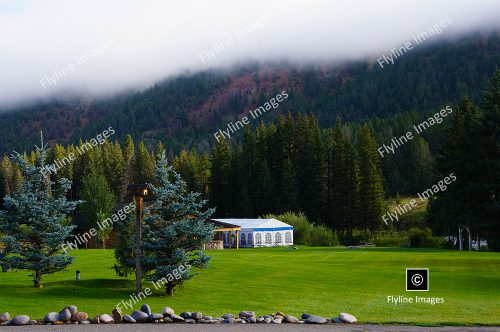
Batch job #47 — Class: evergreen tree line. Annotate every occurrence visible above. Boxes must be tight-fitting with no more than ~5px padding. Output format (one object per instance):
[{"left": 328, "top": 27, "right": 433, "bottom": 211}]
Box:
[
  {"left": 0, "top": 113, "right": 385, "bottom": 234},
  {"left": 0, "top": 71, "right": 498, "bottom": 245},
  {"left": 427, "top": 72, "right": 500, "bottom": 250},
  {"left": 208, "top": 113, "right": 385, "bottom": 233}
]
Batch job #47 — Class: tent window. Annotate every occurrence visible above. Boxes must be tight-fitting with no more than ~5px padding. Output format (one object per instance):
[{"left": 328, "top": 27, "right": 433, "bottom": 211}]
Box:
[
  {"left": 256, "top": 233, "right": 262, "bottom": 244},
  {"left": 276, "top": 232, "right": 282, "bottom": 243},
  {"left": 285, "top": 232, "right": 292, "bottom": 243},
  {"left": 265, "top": 233, "right": 272, "bottom": 244}
]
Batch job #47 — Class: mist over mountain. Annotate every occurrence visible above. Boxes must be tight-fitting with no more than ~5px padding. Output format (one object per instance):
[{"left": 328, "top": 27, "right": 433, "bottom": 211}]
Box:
[
  {"left": 0, "top": 32, "right": 498, "bottom": 156},
  {"left": 1, "top": 0, "right": 499, "bottom": 108}
]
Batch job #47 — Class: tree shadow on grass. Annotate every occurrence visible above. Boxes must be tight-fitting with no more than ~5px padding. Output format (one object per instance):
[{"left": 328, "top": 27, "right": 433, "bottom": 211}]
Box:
[
  {"left": 36, "top": 279, "right": 135, "bottom": 299},
  {"left": 343, "top": 247, "right": 454, "bottom": 253}
]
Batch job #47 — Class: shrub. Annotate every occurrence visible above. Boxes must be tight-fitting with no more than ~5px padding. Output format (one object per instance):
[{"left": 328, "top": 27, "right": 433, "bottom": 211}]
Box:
[
  {"left": 264, "top": 212, "right": 311, "bottom": 245},
  {"left": 406, "top": 227, "right": 443, "bottom": 248},
  {"left": 488, "top": 237, "right": 500, "bottom": 252},
  {"left": 309, "top": 225, "right": 340, "bottom": 247},
  {"left": 370, "top": 232, "right": 406, "bottom": 247}
]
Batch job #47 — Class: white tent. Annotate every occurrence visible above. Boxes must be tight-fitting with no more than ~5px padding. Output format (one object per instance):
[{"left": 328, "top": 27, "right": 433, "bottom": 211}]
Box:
[{"left": 213, "top": 218, "right": 294, "bottom": 248}]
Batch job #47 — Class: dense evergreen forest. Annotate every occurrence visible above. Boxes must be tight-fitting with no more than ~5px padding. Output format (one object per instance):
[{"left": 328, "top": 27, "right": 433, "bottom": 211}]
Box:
[{"left": 0, "top": 33, "right": 498, "bottom": 248}]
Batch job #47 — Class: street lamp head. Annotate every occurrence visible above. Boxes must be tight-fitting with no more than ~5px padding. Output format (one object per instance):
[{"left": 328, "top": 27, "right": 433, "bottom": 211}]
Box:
[{"left": 127, "top": 184, "right": 149, "bottom": 197}]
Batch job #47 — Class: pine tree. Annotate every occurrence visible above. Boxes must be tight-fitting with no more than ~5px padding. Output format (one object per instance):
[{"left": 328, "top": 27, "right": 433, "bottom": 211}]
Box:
[
  {"left": 209, "top": 138, "right": 232, "bottom": 217},
  {"left": 0, "top": 141, "right": 79, "bottom": 287},
  {"left": 280, "top": 156, "right": 299, "bottom": 212},
  {"left": 123, "top": 134, "right": 135, "bottom": 187},
  {"left": 295, "top": 114, "right": 325, "bottom": 222},
  {"left": 103, "top": 141, "right": 125, "bottom": 200},
  {"left": 134, "top": 141, "right": 155, "bottom": 185},
  {"left": 79, "top": 169, "right": 116, "bottom": 248},
  {"left": 358, "top": 124, "right": 385, "bottom": 231},
  {"left": 140, "top": 152, "right": 215, "bottom": 295},
  {"left": 0, "top": 156, "right": 14, "bottom": 206}
]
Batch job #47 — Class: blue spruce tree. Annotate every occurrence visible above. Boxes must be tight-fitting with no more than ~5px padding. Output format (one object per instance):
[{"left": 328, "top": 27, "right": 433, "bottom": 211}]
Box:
[
  {"left": 141, "top": 152, "right": 215, "bottom": 296},
  {"left": 0, "top": 138, "right": 79, "bottom": 287}
]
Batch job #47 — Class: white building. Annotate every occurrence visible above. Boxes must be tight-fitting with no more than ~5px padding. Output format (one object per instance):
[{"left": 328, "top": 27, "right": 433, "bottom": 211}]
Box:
[{"left": 213, "top": 218, "right": 294, "bottom": 248}]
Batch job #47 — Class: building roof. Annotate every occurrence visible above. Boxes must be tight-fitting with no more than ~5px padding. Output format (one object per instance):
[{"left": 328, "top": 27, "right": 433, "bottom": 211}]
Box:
[
  {"left": 206, "top": 219, "right": 241, "bottom": 229},
  {"left": 212, "top": 218, "right": 293, "bottom": 231}
]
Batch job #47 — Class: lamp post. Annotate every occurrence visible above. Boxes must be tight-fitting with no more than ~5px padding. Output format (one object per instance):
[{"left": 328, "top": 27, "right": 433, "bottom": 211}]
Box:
[{"left": 127, "top": 184, "right": 149, "bottom": 295}]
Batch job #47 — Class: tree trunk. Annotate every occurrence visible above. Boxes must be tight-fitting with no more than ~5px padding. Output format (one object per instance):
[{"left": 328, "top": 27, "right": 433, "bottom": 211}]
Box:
[
  {"left": 34, "top": 271, "right": 42, "bottom": 288},
  {"left": 166, "top": 284, "right": 175, "bottom": 296}
]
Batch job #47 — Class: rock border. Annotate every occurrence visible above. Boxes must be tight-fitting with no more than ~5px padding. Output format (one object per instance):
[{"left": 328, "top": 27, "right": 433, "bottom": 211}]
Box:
[{"left": 0, "top": 306, "right": 357, "bottom": 326}]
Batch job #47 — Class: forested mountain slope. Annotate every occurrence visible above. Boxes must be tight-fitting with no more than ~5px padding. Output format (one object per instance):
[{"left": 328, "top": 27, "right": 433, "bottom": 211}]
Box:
[{"left": 0, "top": 33, "right": 498, "bottom": 155}]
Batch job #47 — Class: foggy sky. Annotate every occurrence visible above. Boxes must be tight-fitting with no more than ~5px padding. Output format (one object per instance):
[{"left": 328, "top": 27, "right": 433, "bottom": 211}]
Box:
[{"left": 1, "top": 0, "right": 499, "bottom": 108}]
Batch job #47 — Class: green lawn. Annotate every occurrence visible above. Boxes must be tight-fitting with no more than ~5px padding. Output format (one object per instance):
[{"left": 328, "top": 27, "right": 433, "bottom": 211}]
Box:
[{"left": 0, "top": 247, "right": 499, "bottom": 325}]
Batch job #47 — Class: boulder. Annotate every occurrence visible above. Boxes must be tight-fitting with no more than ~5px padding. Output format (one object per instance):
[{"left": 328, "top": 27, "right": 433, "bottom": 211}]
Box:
[
  {"left": 222, "top": 313, "right": 234, "bottom": 320},
  {"left": 202, "top": 316, "right": 213, "bottom": 320},
  {"left": 339, "top": 312, "right": 357, "bottom": 323},
  {"left": 224, "top": 318, "right": 235, "bottom": 324},
  {"left": 112, "top": 308, "right": 122, "bottom": 323},
  {"left": 239, "top": 311, "right": 255, "bottom": 318},
  {"left": 28, "top": 320, "right": 37, "bottom": 325},
  {"left": 306, "top": 315, "right": 327, "bottom": 324},
  {"left": 284, "top": 315, "right": 300, "bottom": 323},
  {"left": 162, "top": 307, "right": 175, "bottom": 317},
  {"left": 273, "top": 318, "right": 282, "bottom": 324},
  {"left": 58, "top": 309, "right": 71, "bottom": 322},
  {"left": 99, "top": 314, "right": 114, "bottom": 324},
  {"left": 140, "top": 304, "right": 152, "bottom": 316},
  {"left": 191, "top": 312, "right": 203, "bottom": 320},
  {"left": 185, "top": 318, "right": 196, "bottom": 324},
  {"left": 163, "top": 317, "right": 174, "bottom": 323},
  {"left": 264, "top": 317, "right": 272, "bottom": 323},
  {"left": 180, "top": 311, "right": 192, "bottom": 319},
  {"left": 44, "top": 312, "right": 60, "bottom": 323},
  {"left": 332, "top": 317, "right": 342, "bottom": 323},
  {"left": 90, "top": 316, "right": 100, "bottom": 324},
  {"left": 11, "top": 315, "right": 30, "bottom": 326},
  {"left": 131, "top": 310, "right": 149, "bottom": 323},
  {"left": 65, "top": 305, "right": 78, "bottom": 316},
  {"left": 149, "top": 313, "right": 163, "bottom": 321},
  {"left": 170, "top": 314, "right": 185, "bottom": 322},
  {"left": 72, "top": 312, "right": 88, "bottom": 322},
  {"left": 0, "top": 312, "right": 10, "bottom": 322},
  {"left": 247, "top": 316, "right": 257, "bottom": 323},
  {"left": 123, "top": 315, "right": 136, "bottom": 323},
  {"left": 301, "top": 313, "right": 312, "bottom": 319},
  {"left": 276, "top": 311, "right": 286, "bottom": 317}
]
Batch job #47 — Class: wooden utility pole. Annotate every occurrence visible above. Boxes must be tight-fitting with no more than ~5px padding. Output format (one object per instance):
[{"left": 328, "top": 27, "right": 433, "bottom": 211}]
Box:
[{"left": 127, "top": 184, "right": 149, "bottom": 295}]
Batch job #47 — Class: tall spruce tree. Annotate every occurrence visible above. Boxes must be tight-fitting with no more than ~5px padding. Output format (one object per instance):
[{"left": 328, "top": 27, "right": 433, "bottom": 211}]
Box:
[
  {"left": 358, "top": 124, "right": 385, "bottom": 231},
  {"left": 140, "top": 152, "right": 215, "bottom": 295},
  {"left": 209, "top": 138, "right": 232, "bottom": 217},
  {"left": 0, "top": 142, "right": 79, "bottom": 287},
  {"left": 103, "top": 141, "right": 125, "bottom": 200},
  {"left": 134, "top": 141, "right": 155, "bottom": 185}
]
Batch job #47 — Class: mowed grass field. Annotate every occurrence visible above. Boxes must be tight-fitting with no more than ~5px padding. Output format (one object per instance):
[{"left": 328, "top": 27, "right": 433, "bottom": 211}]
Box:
[{"left": 0, "top": 247, "right": 499, "bottom": 325}]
